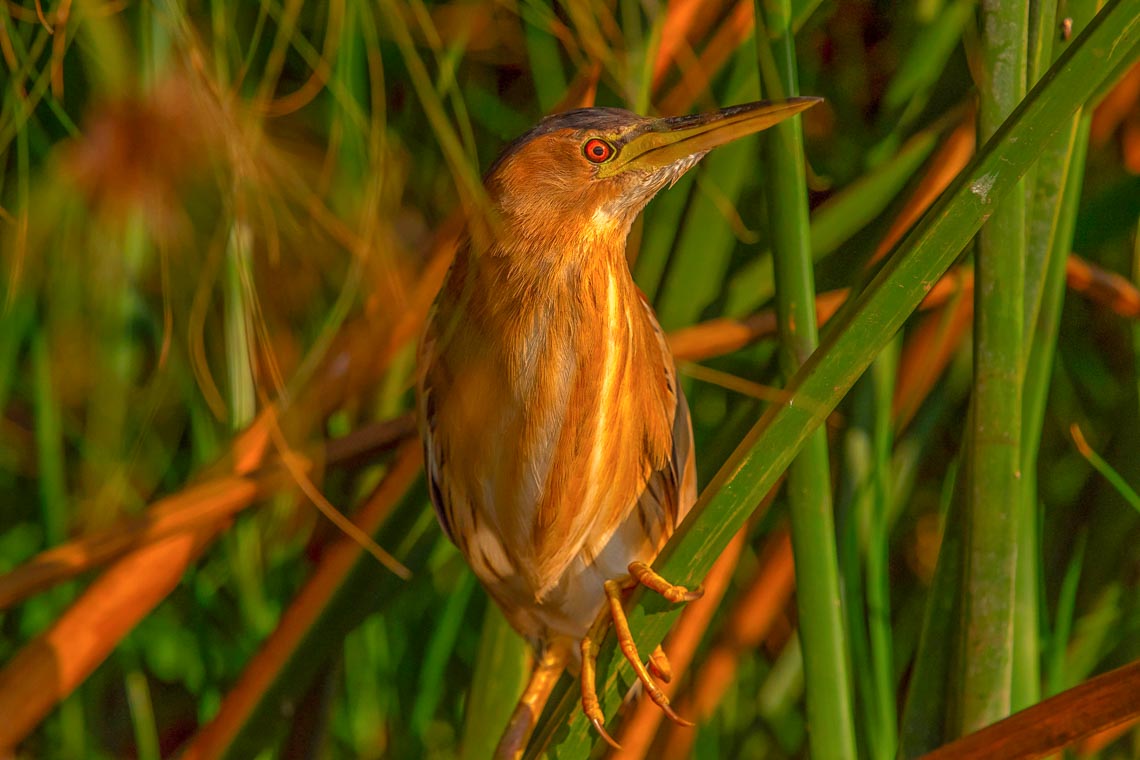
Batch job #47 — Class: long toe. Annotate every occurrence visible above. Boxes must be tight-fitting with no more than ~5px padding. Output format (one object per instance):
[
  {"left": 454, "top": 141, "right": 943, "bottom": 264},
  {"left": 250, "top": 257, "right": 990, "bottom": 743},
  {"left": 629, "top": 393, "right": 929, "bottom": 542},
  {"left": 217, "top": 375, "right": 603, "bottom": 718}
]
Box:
[
  {"left": 580, "top": 622, "right": 623, "bottom": 750},
  {"left": 649, "top": 644, "right": 673, "bottom": 683},
  {"left": 604, "top": 578, "right": 700, "bottom": 730},
  {"left": 628, "top": 561, "right": 704, "bottom": 603}
]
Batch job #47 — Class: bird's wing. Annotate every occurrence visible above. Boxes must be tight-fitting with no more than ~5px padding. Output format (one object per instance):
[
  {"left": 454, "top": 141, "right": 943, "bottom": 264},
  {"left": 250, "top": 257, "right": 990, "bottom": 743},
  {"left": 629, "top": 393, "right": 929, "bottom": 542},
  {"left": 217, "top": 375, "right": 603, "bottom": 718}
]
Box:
[
  {"left": 416, "top": 320, "right": 457, "bottom": 545},
  {"left": 639, "top": 295, "right": 698, "bottom": 534}
]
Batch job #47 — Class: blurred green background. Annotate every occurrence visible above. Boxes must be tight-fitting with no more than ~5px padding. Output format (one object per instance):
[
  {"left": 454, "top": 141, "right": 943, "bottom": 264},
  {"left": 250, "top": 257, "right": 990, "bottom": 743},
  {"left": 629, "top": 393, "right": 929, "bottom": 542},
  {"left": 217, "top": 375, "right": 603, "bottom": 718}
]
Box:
[{"left": 2, "top": 0, "right": 1139, "bottom": 758}]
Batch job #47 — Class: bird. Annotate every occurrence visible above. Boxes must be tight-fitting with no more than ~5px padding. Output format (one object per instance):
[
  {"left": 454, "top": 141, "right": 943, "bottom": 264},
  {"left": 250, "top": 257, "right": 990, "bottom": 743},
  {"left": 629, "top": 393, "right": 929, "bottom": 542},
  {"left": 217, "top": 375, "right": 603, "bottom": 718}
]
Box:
[{"left": 415, "top": 96, "right": 821, "bottom": 755}]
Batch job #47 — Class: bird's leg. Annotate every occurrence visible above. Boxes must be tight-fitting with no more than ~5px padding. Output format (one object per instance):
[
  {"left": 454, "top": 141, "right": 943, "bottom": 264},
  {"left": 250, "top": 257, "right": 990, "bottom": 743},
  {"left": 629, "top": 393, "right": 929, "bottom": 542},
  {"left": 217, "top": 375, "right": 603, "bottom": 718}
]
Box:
[
  {"left": 580, "top": 563, "right": 705, "bottom": 748},
  {"left": 495, "top": 639, "right": 572, "bottom": 760},
  {"left": 581, "top": 595, "right": 623, "bottom": 750}
]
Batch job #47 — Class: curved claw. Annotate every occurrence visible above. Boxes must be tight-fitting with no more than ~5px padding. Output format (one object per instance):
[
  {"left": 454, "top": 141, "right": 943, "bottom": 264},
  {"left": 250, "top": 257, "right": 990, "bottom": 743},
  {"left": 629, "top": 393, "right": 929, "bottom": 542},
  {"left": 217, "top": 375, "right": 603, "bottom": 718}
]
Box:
[
  {"left": 582, "top": 629, "right": 623, "bottom": 750},
  {"left": 640, "top": 672, "right": 695, "bottom": 728},
  {"left": 591, "top": 716, "right": 622, "bottom": 750},
  {"left": 659, "top": 699, "right": 695, "bottom": 728},
  {"left": 579, "top": 567, "right": 704, "bottom": 746}
]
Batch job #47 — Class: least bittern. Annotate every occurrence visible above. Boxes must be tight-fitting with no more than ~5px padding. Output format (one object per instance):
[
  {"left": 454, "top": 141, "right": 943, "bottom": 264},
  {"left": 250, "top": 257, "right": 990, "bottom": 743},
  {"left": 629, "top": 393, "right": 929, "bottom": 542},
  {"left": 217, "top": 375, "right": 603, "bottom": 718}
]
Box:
[{"left": 416, "top": 97, "right": 820, "bottom": 755}]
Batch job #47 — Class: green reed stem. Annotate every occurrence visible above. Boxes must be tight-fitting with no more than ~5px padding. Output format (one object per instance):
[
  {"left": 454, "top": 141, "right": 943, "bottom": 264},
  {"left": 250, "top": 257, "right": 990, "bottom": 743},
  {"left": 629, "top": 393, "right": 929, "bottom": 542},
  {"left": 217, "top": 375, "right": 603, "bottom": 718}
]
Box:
[
  {"left": 956, "top": 0, "right": 1029, "bottom": 735},
  {"left": 757, "top": 1, "right": 857, "bottom": 757},
  {"left": 865, "top": 342, "right": 899, "bottom": 758},
  {"left": 840, "top": 338, "right": 899, "bottom": 760},
  {"left": 1015, "top": 0, "right": 1097, "bottom": 713}
]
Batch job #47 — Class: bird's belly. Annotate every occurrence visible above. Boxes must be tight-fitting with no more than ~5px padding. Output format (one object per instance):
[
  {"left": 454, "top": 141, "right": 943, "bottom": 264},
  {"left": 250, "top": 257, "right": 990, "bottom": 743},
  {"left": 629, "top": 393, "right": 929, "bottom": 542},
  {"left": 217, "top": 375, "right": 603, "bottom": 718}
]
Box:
[
  {"left": 471, "top": 484, "right": 673, "bottom": 645},
  {"left": 444, "top": 360, "right": 671, "bottom": 642}
]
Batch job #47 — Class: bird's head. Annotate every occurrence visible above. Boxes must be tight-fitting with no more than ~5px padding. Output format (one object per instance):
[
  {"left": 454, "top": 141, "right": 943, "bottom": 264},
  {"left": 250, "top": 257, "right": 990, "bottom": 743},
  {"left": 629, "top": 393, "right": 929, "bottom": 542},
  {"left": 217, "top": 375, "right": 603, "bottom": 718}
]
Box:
[{"left": 481, "top": 98, "right": 822, "bottom": 259}]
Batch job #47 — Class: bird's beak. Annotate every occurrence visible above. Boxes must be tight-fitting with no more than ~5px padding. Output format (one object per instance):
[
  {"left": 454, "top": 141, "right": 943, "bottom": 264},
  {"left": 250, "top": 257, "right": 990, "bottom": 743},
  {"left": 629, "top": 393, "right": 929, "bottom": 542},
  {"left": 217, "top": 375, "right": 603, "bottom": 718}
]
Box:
[{"left": 597, "top": 97, "right": 823, "bottom": 178}]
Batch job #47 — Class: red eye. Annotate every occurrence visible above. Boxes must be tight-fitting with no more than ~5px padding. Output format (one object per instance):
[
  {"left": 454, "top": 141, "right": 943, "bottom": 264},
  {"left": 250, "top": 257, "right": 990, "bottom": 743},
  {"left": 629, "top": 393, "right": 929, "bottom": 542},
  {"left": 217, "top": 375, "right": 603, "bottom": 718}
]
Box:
[{"left": 583, "top": 138, "right": 614, "bottom": 163}]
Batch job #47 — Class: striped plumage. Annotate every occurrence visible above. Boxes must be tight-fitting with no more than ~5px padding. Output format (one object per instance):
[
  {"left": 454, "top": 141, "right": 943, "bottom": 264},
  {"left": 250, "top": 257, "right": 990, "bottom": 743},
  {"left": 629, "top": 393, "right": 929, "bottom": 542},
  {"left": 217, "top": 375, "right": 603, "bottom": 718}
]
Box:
[
  {"left": 417, "top": 108, "right": 696, "bottom": 646},
  {"left": 414, "top": 98, "right": 821, "bottom": 751}
]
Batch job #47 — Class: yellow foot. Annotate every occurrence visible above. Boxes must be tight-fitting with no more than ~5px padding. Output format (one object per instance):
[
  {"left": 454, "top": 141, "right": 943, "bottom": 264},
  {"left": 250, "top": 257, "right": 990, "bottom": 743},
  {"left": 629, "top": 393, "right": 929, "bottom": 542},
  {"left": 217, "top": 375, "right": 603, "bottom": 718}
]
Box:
[
  {"left": 580, "top": 563, "right": 705, "bottom": 748},
  {"left": 496, "top": 640, "right": 571, "bottom": 760},
  {"left": 628, "top": 560, "right": 704, "bottom": 604}
]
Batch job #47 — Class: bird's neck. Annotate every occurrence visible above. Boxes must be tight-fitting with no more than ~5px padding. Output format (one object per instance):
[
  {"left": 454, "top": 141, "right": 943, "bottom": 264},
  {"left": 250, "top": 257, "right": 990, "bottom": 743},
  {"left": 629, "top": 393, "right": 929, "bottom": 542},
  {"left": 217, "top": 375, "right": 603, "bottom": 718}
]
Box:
[
  {"left": 448, "top": 213, "right": 640, "bottom": 330},
  {"left": 432, "top": 220, "right": 662, "bottom": 413}
]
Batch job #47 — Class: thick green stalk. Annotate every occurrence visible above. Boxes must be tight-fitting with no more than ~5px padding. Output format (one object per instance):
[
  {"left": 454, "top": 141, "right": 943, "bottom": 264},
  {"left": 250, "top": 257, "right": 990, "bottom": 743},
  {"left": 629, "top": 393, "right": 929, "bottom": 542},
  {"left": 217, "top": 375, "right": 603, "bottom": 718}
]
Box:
[
  {"left": 1014, "top": 0, "right": 1098, "bottom": 712},
  {"left": 756, "top": 1, "right": 856, "bottom": 757},
  {"left": 532, "top": 3, "right": 1140, "bottom": 754},
  {"left": 1011, "top": 0, "right": 1058, "bottom": 713},
  {"left": 957, "top": 0, "right": 1029, "bottom": 734}
]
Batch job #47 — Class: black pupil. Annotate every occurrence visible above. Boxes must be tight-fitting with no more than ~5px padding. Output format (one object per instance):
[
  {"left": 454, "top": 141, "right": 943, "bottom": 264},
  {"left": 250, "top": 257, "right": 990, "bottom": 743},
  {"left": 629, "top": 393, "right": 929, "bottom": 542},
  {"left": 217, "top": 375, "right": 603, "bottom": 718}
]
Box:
[{"left": 591, "top": 142, "right": 606, "bottom": 157}]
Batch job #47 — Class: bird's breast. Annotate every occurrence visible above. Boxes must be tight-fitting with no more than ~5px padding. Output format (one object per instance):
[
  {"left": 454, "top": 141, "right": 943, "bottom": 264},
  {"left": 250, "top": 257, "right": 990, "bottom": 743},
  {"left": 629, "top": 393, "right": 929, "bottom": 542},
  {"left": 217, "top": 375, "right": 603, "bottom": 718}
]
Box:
[{"left": 431, "top": 266, "right": 676, "bottom": 601}]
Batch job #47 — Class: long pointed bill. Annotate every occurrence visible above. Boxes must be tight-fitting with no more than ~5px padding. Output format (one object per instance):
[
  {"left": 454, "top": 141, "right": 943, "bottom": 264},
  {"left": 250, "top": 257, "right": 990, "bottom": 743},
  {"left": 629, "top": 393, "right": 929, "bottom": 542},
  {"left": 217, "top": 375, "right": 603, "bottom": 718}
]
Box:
[{"left": 597, "top": 97, "right": 822, "bottom": 178}]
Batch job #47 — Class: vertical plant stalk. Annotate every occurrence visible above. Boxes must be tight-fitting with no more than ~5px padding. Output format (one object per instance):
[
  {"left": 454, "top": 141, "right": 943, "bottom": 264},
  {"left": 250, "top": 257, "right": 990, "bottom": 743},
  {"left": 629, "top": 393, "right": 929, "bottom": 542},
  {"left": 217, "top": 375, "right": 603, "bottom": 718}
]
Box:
[
  {"left": 1015, "top": 0, "right": 1098, "bottom": 712},
  {"left": 225, "top": 221, "right": 257, "bottom": 430},
  {"left": 958, "top": 0, "right": 1029, "bottom": 734},
  {"left": 839, "top": 339, "right": 899, "bottom": 760},
  {"left": 756, "top": 1, "right": 857, "bottom": 757},
  {"left": 865, "top": 341, "right": 899, "bottom": 758}
]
